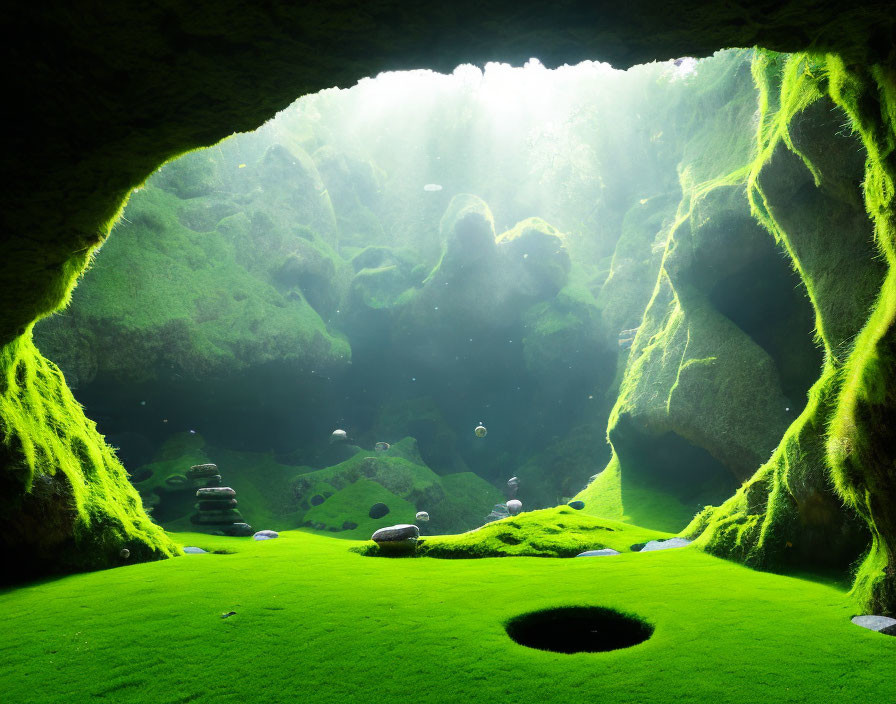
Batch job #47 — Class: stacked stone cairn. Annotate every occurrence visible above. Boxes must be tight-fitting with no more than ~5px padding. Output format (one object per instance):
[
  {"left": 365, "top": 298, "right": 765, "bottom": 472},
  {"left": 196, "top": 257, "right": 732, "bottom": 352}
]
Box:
[{"left": 188, "top": 464, "right": 253, "bottom": 536}]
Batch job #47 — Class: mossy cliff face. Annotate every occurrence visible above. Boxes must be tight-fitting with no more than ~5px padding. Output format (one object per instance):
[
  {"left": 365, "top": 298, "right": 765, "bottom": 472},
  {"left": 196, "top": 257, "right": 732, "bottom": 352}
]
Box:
[
  {"left": 3, "top": 3, "right": 896, "bottom": 585},
  {"left": 579, "top": 52, "right": 819, "bottom": 527},
  {"left": 0, "top": 333, "right": 176, "bottom": 581},
  {"left": 682, "top": 54, "right": 896, "bottom": 614},
  {"left": 577, "top": 51, "right": 896, "bottom": 613},
  {"left": 36, "top": 140, "right": 349, "bottom": 388}
]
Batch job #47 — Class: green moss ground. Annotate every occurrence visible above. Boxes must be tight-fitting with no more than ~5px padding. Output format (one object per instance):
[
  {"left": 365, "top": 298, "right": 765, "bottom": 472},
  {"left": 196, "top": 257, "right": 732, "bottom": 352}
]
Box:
[{"left": 1, "top": 529, "right": 893, "bottom": 704}]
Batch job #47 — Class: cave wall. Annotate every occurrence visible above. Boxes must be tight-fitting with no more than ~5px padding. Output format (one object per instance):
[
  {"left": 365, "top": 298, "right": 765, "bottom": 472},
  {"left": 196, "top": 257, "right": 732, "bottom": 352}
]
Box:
[
  {"left": 2, "top": 2, "right": 895, "bottom": 603},
  {"left": 683, "top": 53, "right": 894, "bottom": 613},
  {"left": 577, "top": 49, "right": 896, "bottom": 613}
]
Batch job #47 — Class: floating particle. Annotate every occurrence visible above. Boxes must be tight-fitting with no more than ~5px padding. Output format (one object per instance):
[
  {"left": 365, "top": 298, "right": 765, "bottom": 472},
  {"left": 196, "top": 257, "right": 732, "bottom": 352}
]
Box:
[
  {"left": 474, "top": 423, "right": 487, "bottom": 438},
  {"left": 423, "top": 184, "right": 443, "bottom": 191}
]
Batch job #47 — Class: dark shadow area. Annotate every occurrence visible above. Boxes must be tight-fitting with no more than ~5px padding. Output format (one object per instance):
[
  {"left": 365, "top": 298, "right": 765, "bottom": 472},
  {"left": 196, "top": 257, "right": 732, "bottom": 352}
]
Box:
[
  {"left": 612, "top": 414, "right": 739, "bottom": 503},
  {"left": 707, "top": 247, "right": 822, "bottom": 404},
  {"left": 505, "top": 606, "right": 653, "bottom": 653}
]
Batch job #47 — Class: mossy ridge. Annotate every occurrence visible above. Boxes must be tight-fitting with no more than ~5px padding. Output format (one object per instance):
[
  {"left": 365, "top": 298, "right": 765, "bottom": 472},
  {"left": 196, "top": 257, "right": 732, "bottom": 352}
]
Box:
[
  {"left": 357, "top": 507, "right": 671, "bottom": 559},
  {"left": 0, "top": 332, "right": 176, "bottom": 580}
]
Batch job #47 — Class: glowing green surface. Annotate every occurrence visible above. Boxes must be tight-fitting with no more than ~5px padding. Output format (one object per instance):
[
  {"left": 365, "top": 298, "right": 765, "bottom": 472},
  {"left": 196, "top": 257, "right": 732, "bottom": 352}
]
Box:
[{"left": 1, "top": 529, "right": 893, "bottom": 703}]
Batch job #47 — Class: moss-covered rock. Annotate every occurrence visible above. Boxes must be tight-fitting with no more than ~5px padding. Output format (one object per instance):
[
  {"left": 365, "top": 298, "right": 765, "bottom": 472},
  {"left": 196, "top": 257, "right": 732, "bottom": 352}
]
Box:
[
  {"left": 35, "top": 144, "right": 351, "bottom": 387},
  {"left": 0, "top": 333, "right": 177, "bottom": 582}
]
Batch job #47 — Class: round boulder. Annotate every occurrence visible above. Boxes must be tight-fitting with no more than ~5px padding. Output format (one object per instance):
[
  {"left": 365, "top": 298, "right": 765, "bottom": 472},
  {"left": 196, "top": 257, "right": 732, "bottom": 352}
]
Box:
[
  {"left": 253, "top": 530, "right": 279, "bottom": 541},
  {"left": 568, "top": 500, "right": 585, "bottom": 510},
  {"left": 415, "top": 511, "right": 430, "bottom": 522},
  {"left": 507, "top": 499, "right": 522, "bottom": 516},
  {"left": 371, "top": 524, "right": 420, "bottom": 556}
]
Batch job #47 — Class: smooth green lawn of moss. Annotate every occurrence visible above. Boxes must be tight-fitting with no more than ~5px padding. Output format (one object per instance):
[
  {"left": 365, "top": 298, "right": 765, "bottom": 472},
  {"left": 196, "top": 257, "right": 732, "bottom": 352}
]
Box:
[{"left": 2, "top": 530, "right": 893, "bottom": 704}]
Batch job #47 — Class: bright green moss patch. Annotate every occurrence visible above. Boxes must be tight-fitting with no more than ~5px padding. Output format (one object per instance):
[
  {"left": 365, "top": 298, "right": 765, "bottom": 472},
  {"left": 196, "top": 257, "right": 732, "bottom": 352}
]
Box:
[
  {"left": 303, "top": 478, "right": 417, "bottom": 538},
  {"left": 0, "top": 530, "right": 893, "bottom": 703},
  {"left": 363, "top": 507, "right": 671, "bottom": 559}
]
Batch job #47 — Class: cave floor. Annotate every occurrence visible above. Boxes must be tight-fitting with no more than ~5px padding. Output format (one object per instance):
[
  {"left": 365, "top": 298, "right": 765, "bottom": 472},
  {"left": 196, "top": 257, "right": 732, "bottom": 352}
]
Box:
[{"left": 1, "top": 531, "right": 893, "bottom": 703}]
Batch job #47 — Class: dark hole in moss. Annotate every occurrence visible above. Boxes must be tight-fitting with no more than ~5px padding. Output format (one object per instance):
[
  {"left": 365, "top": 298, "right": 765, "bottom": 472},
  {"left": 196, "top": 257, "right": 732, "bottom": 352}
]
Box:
[{"left": 506, "top": 606, "right": 653, "bottom": 654}]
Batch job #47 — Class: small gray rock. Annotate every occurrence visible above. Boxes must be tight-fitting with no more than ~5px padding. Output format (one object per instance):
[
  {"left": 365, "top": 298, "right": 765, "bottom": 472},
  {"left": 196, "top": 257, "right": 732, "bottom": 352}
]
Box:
[
  {"left": 196, "top": 486, "right": 236, "bottom": 499},
  {"left": 576, "top": 549, "right": 620, "bottom": 557},
  {"left": 851, "top": 615, "right": 896, "bottom": 635},
  {"left": 225, "top": 522, "right": 254, "bottom": 537},
  {"left": 183, "top": 546, "right": 208, "bottom": 554},
  {"left": 568, "top": 500, "right": 585, "bottom": 510},
  {"left": 640, "top": 538, "right": 692, "bottom": 552},
  {"left": 415, "top": 511, "right": 430, "bottom": 522},
  {"left": 187, "top": 464, "right": 219, "bottom": 478},
  {"left": 484, "top": 503, "right": 510, "bottom": 523},
  {"left": 253, "top": 530, "right": 279, "bottom": 541},
  {"left": 372, "top": 524, "right": 419, "bottom": 555},
  {"left": 506, "top": 499, "right": 522, "bottom": 516}
]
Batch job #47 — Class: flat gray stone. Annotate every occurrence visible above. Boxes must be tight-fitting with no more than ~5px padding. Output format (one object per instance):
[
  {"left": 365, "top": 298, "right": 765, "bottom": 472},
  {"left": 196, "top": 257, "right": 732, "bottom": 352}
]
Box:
[
  {"left": 183, "top": 546, "right": 208, "bottom": 554},
  {"left": 196, "top": 486, "right": 236, "bottom": 499},
  {"left": 851, "top": 615, "right": 896, "bottom": 635},
  {"left": 187, "top": 464, "right": 219, "bottom": 478},
  {"left": 372, "top": 524, "right": 419, "bottom": 555},
  {"left": 640, "top": 538, "right": 692, "bottom": 552},
  {"left": 576, "top": 549, "right": 620, "bottom": 557},
  {"left": 372, "top": 524, "right": 419, "bottom": 542},
  {"left": 253, "top": 530, "right": 279, "bottom": 541}
]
